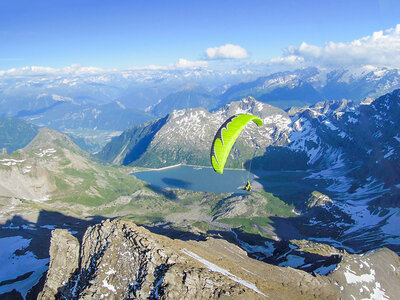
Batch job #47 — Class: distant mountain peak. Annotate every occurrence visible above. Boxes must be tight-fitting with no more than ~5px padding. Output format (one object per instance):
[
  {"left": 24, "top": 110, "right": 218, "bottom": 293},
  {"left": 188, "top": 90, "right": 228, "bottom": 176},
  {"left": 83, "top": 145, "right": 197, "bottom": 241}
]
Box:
[
  {"left": 24, "top": 128, "right": 87, "bottom": 157},
  {"left": 221, "top": 96, "right": 288, "bottom": 120},
  {"left": 98, "top": 97, "right": 291, "bottom": 168}
]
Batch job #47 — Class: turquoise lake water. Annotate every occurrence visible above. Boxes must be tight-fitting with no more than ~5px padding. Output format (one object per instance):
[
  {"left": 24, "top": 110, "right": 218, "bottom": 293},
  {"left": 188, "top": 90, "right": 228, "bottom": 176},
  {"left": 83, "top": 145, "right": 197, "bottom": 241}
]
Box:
[
  {"left": 132, "top": 165, "right": 253, "bottom": 194},
  {"left": 132, "top": 165, "right": 318, "bottom": 201}
]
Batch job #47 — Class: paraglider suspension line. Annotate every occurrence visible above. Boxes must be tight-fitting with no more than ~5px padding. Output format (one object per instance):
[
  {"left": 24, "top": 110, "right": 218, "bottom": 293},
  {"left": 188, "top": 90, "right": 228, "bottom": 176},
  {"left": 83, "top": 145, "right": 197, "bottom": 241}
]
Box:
[{"left": 247, "top": 147, "right": 258, "bottom": 181}]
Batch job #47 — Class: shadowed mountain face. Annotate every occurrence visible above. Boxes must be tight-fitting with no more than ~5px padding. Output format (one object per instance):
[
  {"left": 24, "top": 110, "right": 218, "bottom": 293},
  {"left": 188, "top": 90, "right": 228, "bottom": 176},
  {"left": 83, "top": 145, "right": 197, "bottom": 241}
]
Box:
[
  {"left": 96, "top": 116, "right": 168, "bottom": 165},
  {"left": 0, "top": 210, "right": 105, "bottom": 300},
  {"left": 150, "top": 84, "right": 221, "bottom": 117},
  {"left": 20, "top": 100, "right": 153, "bottom": 131},
  {"left": 0, "top": 117, "right": 38, "bottom": 154}
]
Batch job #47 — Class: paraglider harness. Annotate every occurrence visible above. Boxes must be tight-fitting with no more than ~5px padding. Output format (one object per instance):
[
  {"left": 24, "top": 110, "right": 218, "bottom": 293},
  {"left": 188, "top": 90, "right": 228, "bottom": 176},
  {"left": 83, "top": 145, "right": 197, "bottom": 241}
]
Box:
[
  {"left": 243, "top": 180, "right": 252, "bottom": 191},
  {"left": 242, "top": 145, "right": 257, "bottom": 192}
]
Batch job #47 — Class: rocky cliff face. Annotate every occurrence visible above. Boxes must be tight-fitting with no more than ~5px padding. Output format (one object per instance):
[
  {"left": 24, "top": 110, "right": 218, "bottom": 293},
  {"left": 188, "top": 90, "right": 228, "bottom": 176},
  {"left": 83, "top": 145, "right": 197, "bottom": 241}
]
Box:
[
  {"left": 39, "top": 219, "right": 342, "bottom": 299},
  {"left": 39, "top": 229, "right": 80, "bottom": 299},
  {"left": 39, "top": 220, "right": 259, "bottom": 299}
]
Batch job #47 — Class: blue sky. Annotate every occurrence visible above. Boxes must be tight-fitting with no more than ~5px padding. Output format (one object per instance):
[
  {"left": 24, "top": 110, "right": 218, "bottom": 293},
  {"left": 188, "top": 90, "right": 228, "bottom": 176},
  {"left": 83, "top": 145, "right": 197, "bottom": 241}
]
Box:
[{"left": 1, "top": 0, "right": 400, "bottom": 70}]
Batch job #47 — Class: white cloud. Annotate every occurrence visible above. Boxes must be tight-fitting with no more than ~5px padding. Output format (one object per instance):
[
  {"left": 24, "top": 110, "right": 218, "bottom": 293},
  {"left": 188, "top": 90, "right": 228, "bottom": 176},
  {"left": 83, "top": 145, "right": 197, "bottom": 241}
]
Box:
[
  {"left": 175, "top": 58, "right": 208, "bottom": 68},
  {"left": 0, "top": 64, "right": 108, "bottom": 77},
  {"left": 0, "top": 60, "right": 209, "bottom": 77},
  {"left": 275, "top": 24, "right": 400, "bottom": 68},
  {"left": 127, "top": 65, "right": 169, "bottom": 71},
  {"left": 206, "top": 44, "right": 249, "bottom": 60},
  {"left": 269, "top": 55, "right": 305, "bottom": 65}
]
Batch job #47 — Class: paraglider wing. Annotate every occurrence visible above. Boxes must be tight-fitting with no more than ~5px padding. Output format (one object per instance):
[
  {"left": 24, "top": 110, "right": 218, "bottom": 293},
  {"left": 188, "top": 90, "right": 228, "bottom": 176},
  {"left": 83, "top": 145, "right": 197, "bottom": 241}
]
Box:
[{"left": 210, "top": 114, "right": 263, "bottom": 174}]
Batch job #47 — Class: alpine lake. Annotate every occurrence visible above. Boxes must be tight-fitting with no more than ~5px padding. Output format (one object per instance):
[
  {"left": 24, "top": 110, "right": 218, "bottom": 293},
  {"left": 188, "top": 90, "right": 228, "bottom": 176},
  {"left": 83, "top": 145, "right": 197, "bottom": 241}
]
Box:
[{"left": 132, "top": 165, "right": 326, "bottom": 205}]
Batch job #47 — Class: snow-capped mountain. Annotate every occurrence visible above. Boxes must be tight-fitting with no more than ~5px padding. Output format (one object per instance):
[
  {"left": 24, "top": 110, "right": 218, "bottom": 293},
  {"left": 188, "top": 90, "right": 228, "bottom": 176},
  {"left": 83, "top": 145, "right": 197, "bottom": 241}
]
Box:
[
  {"left": 2, "top": 66, "right": 399, "bottom": 117},
  {"left": 99, "top": 90, "right": 400, "bottom": 194},
  {"left": 279, "top": 90, "right": 400, "bottom": 254},
  {"left": 287, "top": 89, "right": 400, "bottom": 192},
  {"left": 221, "top": 67, "right": 400, "bottom": 109},
  {"left": 97, "top": 97, "right": 291, "bottom": 167},
  {"left": 0, "top": 67, "right": 261, "bottom": 115}
]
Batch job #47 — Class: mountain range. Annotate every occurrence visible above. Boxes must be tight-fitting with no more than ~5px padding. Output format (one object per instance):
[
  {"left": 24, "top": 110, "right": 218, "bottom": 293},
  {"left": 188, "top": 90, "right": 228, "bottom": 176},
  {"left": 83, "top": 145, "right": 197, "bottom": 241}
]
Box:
[
  {"left": 97, "top": 97, "right": 291, "bottom": 168},
  {"left": 2, "top": 66, "right": 400, "bottom": 119},
  {"left": 16, "top": 95, "right": 152, "bottom": 131},
  {"left": 220, "top": 67, "right": 400, "bottom": 109},
  {"left": 1, "top": 66, "right": 400, "bottom": 299},
  {"left": 149, "top": 83, "right": 221, "bottom": 117},
  {"left": 1, "top": 66, "right": 400, "bottom": 156}
]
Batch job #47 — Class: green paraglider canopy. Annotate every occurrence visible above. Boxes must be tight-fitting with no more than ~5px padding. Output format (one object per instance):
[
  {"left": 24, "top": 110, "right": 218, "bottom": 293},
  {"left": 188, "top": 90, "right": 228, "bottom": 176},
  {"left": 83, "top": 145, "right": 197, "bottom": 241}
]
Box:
[{"left": 210, "top": 114, "right": 263, "bottom": 174}]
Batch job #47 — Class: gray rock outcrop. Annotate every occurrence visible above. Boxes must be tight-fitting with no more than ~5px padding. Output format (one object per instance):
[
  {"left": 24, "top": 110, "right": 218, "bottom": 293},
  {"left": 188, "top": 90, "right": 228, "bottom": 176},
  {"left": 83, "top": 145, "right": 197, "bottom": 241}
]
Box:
[
  {"left": 38, "top": 229, "right": 80, "bottom": 299},
  {"left": 306, "top": 191, "right": 333, "bottom": 209},
  {"left": 39, "top": 219, "right": 260, "bottom": 299}
]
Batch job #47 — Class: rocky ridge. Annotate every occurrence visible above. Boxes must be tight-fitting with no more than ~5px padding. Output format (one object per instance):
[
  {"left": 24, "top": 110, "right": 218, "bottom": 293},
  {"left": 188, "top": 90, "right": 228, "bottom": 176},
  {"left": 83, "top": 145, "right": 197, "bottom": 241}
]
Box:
[{"left": 39, "top": 219, "right": 340, "bottom": 299}]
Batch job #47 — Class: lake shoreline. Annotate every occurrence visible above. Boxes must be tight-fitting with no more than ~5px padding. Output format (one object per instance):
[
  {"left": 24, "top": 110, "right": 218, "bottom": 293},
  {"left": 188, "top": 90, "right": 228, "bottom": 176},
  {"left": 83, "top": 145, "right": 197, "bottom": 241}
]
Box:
[
  {"left": 132, "top": 165, "right": 253, "bottom": 194},
  {"left": 130, "top": 163, "right": 184, "bottom": 173},
  {"left": 130, "top": 163, "right": 248, "bottom": 174},
  {"left": 131, "top": 165, "right": 316, "bottom": 196}
]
